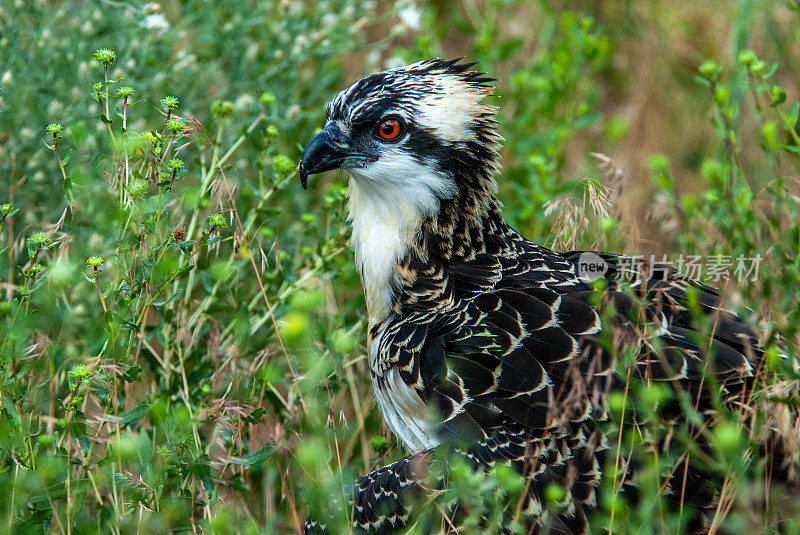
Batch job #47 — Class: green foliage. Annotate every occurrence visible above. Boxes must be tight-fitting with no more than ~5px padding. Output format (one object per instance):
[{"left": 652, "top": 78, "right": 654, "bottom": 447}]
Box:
[{"left": 0, "top": 0, "right": 799, "bottom": 533}]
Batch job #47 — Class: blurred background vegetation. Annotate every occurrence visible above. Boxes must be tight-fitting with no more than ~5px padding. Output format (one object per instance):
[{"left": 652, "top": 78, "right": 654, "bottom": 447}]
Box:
[{"left": 0, "top": 0, "right": 798, "bottom": 533}]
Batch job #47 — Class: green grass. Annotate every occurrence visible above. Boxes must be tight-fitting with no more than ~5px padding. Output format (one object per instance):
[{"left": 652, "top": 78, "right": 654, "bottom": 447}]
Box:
[{"left": 0, "top": 1, "right": 799, "bottom": 533}]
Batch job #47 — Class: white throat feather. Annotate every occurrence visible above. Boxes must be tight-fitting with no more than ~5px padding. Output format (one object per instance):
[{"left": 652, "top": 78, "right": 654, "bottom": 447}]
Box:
[{"left": 346, "top": 152, "right": 456, "bottom": 325}]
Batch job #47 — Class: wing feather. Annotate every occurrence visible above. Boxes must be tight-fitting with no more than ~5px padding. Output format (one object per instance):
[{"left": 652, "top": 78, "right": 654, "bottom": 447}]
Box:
[{"left": 310, "top": 249, "right": 771, "bottom": 534}]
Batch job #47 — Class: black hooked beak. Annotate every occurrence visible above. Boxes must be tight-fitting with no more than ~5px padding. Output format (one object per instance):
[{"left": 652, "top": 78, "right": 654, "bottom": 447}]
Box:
[{"left": 298, "top": 124, "right": 357, "bottom": 189}]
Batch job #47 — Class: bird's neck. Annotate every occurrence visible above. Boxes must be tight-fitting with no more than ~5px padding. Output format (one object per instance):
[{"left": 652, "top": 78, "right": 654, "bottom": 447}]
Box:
[
  {"left": 347, "top": 172, "right": 500, "bottom": 326},
  {"left": 420, "top": 188, "right": 503, "bottom": 262}
]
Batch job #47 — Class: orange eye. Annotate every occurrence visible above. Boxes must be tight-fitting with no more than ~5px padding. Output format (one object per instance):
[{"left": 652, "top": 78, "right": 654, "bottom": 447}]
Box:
[{"left": 377, "top": 118, "right": 402, "bottom": 140}]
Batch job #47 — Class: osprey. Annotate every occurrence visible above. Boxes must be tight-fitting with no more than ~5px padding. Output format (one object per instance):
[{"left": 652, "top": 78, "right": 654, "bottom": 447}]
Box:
[{"left": 298, "top": 59, "right": 794, "bottom": 533}]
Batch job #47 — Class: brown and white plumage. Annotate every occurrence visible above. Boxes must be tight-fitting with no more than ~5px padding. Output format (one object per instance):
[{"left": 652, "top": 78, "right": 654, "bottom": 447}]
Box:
[{"left": 298, "top": 59, "right": 794, "bottom": 534}]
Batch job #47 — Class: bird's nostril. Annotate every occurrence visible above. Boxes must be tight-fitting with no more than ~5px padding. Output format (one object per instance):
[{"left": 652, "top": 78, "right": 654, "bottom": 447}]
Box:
[{"left": 325, "top": 124, "right": 347, "bottom": 146}]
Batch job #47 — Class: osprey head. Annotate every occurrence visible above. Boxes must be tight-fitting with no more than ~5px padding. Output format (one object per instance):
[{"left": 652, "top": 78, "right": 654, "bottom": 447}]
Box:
[{"left": 299, "top": 59, "right": 500, "bottom": 200}]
